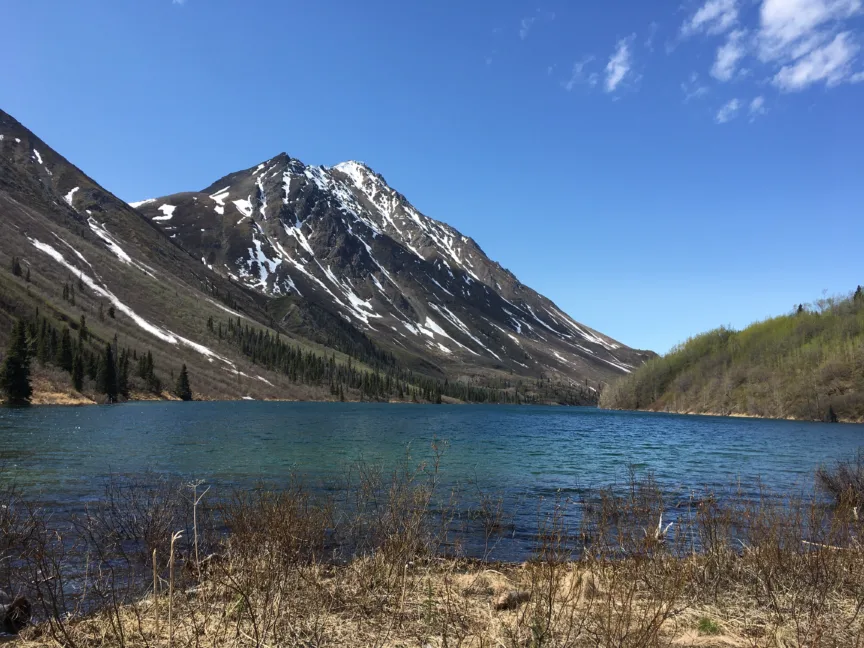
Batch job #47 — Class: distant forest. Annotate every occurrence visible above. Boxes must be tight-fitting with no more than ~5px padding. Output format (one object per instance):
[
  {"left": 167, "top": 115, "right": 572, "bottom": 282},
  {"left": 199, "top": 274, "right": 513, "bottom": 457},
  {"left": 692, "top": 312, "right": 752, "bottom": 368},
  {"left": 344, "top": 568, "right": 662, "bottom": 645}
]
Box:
[{"left": 600, "top": 287, "right": 864, "bottom": 422}]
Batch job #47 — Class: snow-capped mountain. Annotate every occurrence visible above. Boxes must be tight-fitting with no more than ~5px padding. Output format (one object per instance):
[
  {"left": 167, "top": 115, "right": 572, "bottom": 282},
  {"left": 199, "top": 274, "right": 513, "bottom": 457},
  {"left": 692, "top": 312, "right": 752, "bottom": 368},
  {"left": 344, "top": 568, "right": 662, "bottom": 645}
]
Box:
[{"left": 135, "top": 153, "right": 651, "bottom": 385}]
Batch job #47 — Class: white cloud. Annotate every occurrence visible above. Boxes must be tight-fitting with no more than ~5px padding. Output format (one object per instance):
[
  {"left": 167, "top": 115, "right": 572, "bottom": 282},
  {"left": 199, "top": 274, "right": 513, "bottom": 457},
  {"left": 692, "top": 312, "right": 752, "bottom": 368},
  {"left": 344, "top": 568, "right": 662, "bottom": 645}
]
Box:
[
  {"left": 715, "top": 98, "right": 742, "bottom": 122},
  {"left": 605, "top": 36, "right": 635, "bottom": 93},
  {"left": 682, "top": 72, "right": 710, "bottom": 100},
  {"left": 681, "top": 0, "right": 739, "bottom": 37},
  {"left": 758, "top": 0, "right": 861, "bottom": 61},
  {"left": 712, "top": 29, "right": 749, "bottom": 80},
  {"left": 562, "top": 56, "right": 599, "bottom": 91},
  {"left": 172, "top": 0, "right": 186, "bottom": 4},
  {"left": 772, "top": 30, "right": 861, "bottom": 89},
  {"left": 749, "top": 95, "right": 767, "bottom": 119}
]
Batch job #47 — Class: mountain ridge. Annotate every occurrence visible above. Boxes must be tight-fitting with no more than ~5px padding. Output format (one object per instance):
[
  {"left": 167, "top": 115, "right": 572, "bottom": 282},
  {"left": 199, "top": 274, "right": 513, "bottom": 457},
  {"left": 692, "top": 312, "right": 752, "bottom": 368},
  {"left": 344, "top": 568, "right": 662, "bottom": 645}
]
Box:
[
  {"left": 135, "top": 149, "right": 651, "bottom": 387},
  {"left": 1, "top": 107, "right": 652, "bottom": 404}
]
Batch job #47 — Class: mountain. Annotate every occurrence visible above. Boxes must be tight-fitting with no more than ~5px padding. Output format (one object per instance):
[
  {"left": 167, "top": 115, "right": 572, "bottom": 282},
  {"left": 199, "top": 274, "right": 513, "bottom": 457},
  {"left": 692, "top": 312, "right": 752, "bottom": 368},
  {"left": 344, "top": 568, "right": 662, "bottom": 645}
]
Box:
[
  {"left": 134, "top": 153, "right": 651, "bottom": 387},
  {"left": 1, "top": 107, "right": 651, "bottom": 404},
  {"left": 600, "top": 288, "right": 864, "bottom": 422}
]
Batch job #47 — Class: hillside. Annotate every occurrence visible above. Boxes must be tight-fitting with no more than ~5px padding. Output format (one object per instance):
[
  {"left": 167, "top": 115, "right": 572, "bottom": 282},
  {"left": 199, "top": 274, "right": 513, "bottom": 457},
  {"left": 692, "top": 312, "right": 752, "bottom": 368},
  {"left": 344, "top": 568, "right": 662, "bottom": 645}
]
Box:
[
  {"left": 0, "top": 108, "right": 651, "bottom": 405},
  {"left": 600, "top": 288, "right": 864, "bottom": 422}
]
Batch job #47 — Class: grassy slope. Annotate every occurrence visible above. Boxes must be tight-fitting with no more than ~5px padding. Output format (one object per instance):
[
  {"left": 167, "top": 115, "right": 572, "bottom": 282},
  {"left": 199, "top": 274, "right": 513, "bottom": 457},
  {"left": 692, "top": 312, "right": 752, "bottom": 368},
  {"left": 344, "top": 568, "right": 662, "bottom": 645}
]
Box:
[{"left": 600, "top": 290, "right": 864, "bottom": 422}]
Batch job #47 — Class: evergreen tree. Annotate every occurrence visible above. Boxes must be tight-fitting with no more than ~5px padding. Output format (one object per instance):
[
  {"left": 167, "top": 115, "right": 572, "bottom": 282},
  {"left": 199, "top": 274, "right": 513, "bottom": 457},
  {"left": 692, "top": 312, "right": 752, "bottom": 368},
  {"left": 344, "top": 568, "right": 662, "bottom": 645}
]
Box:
[
  {"left": 97, "top": 343, "right": 118, "bottom": 403},
  {"left": 36, "top": 319, "right": 50, "bottom": 365},
  {"left": 87, "top": 353, "right": 98, "bottom": 381},
  {"left": 58, "top": 328, "right": 74, "bottom": 372},
  {"left": 25, "top": 267, "right": 30, "bottom": 283},
  {"left": 0, "top": 321, "right": 32, "bottom": 407},
  {"left": 72, "top": 351, "right": 84, "bottom": 392},
  {"left": 78, "top": 315, "right": 87, "bottom": 344},
  {"left": 10, "top": 257, "right": 22, "bottom": 277},
  {"left": 855, "top": 286, "right": 863, "bottom": 303},
  {"left": 175, "top": 364, "right": 193, "bottom": 401},
  {"left": 117, "top": 349, "right": 130, "bottom": 399}
]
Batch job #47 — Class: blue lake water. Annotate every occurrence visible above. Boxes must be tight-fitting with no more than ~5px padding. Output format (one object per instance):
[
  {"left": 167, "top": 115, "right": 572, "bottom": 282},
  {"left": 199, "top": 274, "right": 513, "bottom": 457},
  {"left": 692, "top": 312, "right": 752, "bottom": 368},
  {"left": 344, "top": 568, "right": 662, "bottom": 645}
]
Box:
[{"left": 1, "top": 402, "right": 861, "bottom": 503}]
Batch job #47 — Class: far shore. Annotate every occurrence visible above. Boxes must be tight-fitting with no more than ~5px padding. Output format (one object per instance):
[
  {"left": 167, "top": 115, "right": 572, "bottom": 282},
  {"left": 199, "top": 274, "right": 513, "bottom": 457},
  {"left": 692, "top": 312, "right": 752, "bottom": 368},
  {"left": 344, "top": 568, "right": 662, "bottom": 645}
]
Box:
[{"left": 611, "top": 405, "right": 864, "bottom": 425}]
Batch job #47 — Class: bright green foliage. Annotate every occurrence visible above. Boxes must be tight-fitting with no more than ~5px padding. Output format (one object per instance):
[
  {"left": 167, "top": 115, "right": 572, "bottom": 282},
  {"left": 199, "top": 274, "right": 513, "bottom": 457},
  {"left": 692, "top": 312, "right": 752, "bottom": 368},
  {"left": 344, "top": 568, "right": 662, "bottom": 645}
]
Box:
[
  {"left": 697, "top": 617, "right": 721, "bottom": 635},
  {"left": 601, "top": 290, "right": 864, "bottom": 422},
  {"left": 0, "top": 321, "right": 32, "bottom": 407},
  {"left": 175, "top": 364, "right": 193, "bottom": 401}
]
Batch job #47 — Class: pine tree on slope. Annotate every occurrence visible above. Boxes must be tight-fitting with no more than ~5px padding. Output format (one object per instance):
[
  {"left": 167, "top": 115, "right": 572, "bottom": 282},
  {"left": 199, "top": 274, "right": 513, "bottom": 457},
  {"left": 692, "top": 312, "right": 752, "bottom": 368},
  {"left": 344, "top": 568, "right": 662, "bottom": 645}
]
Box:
[
  {"left": 1, "top": 321, "right": 33, "bottom": 407},
  {"left": 175, "top": 364, "right": 193, "bottom": 402}
]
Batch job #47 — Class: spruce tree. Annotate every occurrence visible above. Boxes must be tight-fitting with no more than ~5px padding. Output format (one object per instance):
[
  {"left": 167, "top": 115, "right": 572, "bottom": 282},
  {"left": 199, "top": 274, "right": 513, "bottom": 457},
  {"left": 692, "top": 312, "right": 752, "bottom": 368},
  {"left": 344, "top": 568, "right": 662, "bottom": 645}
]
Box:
[
  {"left": 58, "top": 328, "right": 74, "bottom": 372},
  {"left": 72, "top": 351, "right": 84, "bottom": 392},
  {"left": 118, "top": 349, "right": 130, "bottom": 399},
  {"left": 10, "top": 257, "right": 22, "bottom": 277},
  {"left": 1, "top": 321, "right": 33, "bottom": 407},
  {"left": 97, "top": 343, "right": 118, "bottom": 403},
  {"left": 175, "top": 364, "right": 193, "bottom": 401}
]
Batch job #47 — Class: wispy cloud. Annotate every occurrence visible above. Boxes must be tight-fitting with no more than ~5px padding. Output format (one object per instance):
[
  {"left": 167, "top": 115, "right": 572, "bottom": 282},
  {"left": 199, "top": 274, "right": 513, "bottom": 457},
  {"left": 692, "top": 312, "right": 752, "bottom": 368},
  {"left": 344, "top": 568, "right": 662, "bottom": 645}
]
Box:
[
  {"left": 749, "top": 95, "right": 767, "bottom": 119},
  {"left": 712, "top": 29, "right": 749, "bottom": 80},
  {"left": 172, "top": 0, "right": 186, "bottom": 4},
  {"left": 519, "top": 9, "right": 556, "bottom": 40},
  {"left": 645, "top": 22, "right": 660, "bottom": 51},
  {"left": 682, "top": 72, "right": 710, "bottom": 100},
  {"left": 605, "top": 36, "right": 636, "bottom": 92},
  {"left": 757, "top": 0, "right": 861, "bottom": 61},
  {"left": 715, "top": 97, "right": 742, "bottom": 122},
  {"left": 681, "top": 0, "right": 739, "bottom": 37},
  {"left": 520, "top": 16, "right": 536, "bottom": 40},
  {"left": 772, "top": 30, "right": 861, "bottom": 90},
  {"left": 561, "top": 57, "right": 599, "bottom": 91}
]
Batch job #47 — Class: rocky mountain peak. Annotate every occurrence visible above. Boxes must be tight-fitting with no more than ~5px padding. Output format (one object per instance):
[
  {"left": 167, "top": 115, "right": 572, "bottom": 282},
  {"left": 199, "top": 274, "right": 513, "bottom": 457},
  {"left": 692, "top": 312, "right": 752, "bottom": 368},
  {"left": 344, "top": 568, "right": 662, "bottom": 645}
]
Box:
[{"left": 133, "top": 151, "right": 651, "bottom": 386}]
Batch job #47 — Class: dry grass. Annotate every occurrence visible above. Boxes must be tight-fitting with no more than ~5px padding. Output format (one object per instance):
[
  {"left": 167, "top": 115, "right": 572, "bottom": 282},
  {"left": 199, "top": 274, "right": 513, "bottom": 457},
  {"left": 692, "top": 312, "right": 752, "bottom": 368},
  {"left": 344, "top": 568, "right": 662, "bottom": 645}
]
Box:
[{"left": 3, "top": 452, "right": 864, "bottom": 648}]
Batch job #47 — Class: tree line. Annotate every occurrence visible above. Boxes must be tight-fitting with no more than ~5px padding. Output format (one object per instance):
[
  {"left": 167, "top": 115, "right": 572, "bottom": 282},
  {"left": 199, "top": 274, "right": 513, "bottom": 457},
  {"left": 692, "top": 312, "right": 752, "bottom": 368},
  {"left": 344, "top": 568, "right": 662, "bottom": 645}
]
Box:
[
  {"left": 0, "top": 313, "right": 193, "bottom": 407},
  {"left": 211, "top": 315, "right": 597, "bottom": 405}
]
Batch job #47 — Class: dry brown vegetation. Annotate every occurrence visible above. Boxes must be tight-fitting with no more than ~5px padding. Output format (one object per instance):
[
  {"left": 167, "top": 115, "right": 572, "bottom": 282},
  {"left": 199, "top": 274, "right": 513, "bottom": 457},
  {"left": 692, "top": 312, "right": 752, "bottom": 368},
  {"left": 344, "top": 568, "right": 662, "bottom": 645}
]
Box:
[{"left": 2, "top": 452, "right": 864, "bottom": 647}]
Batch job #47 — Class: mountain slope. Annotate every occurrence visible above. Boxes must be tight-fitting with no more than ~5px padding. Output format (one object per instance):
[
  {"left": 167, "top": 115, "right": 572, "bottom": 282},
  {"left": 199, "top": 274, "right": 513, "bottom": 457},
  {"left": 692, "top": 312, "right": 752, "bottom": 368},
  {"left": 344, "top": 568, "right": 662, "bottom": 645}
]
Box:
[
  {"left": 0, "top": 110, "right": 381, "bottom": 402},
  {"left": 134, "top": 153, "right": 652, "bottom": 388},
  {"left": 600, "top": 289, "right": 864, "bottom": 422}
]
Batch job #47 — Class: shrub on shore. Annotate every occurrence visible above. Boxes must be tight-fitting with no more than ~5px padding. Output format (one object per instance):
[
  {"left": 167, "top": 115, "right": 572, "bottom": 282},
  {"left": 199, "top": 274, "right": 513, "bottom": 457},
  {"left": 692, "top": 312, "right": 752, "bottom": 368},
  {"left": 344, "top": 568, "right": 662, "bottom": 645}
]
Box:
[
  {"left": 817, "top": 449, "right": 864, "bottom": 508},
  {"left": 1, "top": 452, "right": 863, "bottom": 647}
]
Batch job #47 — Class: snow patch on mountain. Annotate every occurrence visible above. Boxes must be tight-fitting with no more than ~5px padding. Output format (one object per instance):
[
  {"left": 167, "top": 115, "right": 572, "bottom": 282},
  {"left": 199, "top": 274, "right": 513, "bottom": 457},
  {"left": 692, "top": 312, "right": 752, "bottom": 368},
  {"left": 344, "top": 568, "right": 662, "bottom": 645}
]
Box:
[
  {"left": 130, "top": 199, "right": 156, "bottom": 209},
  {"left": 64, "top": 187, "right": 79, "bottom": 207},
  {"left": 28, "top": 237, "right": 233, "bottom": 365},
  {"left": 155, "top": 205, "right": 176, "bottom": 221}
]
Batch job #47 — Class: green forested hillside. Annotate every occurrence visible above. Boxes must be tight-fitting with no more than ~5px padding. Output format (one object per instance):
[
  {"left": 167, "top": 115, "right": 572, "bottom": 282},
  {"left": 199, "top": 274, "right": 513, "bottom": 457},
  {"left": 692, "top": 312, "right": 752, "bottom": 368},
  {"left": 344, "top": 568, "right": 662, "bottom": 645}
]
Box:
[{"left": 600, "top": 288, "right": 864, "bottom": 422}]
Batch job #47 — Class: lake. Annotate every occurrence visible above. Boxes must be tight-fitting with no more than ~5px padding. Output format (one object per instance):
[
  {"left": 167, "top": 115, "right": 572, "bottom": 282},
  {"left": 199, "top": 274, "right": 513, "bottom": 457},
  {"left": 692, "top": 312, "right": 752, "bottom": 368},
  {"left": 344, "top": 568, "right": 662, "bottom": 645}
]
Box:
[{"left": 1, "top": 402, "right": 862, "bottom": 558}]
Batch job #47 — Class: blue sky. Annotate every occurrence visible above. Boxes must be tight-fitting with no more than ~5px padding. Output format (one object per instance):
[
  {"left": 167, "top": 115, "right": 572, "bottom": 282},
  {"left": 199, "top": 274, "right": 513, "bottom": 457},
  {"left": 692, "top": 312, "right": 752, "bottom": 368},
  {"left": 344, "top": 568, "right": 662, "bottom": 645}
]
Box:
[{"left": 2, "top": 0, "right": 863, "bottom": 354}]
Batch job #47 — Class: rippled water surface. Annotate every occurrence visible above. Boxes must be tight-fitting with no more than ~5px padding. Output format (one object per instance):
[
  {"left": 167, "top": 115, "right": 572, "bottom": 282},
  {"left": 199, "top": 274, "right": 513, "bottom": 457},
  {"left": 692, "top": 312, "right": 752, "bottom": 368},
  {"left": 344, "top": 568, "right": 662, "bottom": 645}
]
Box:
[{"left": 1, "top": 402, "right": 862, "bottom": 504}]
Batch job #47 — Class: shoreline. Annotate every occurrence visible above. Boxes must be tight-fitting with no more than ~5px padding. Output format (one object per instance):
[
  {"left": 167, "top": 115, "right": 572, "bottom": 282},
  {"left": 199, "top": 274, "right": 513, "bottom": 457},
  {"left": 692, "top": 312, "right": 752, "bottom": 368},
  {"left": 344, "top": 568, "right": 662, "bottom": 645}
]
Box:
[
  {"left": 604, "top": 405, "right": 864, "bottom": 425},
  {"left": 5, "top": 390, "right": 590, "bottom": 409}
]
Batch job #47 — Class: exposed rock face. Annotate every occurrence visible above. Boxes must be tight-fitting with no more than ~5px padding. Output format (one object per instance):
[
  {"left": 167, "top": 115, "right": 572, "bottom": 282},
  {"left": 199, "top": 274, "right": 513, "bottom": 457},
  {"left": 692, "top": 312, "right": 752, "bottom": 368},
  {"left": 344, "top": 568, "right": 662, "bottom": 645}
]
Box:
[{"left": 136, "top": 154, "right": 651, "bottom": 385}]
